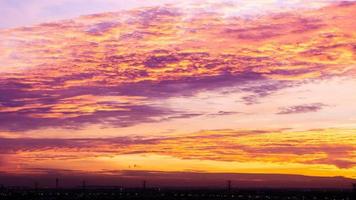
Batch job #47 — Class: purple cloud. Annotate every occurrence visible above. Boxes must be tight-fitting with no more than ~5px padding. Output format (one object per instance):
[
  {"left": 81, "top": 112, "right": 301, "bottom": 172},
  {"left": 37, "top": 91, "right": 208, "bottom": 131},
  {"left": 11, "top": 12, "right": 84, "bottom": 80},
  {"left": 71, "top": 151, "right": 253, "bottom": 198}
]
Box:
[
  {"left": 277, "top": 103, "right": 327, "bottom": 115},
  {"left": 223, "top": 17, "right": 324, "bottom": 40},
  {"left": 86, "top": 22, "right": 119, "bottom": 35},
  {"left": 0, "top": 105, "right": 171, "bottom": 132},
  {"left": 0, "top": 4, "right": 349, "bottom": 133},
  {"left": 0, "top": 70, "right": 273, "bottom": 132}
]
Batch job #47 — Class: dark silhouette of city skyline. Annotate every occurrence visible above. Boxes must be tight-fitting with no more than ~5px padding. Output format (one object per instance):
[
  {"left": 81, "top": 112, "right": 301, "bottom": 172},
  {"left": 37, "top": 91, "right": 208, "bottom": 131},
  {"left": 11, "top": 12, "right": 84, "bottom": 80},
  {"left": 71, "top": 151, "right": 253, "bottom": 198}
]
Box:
[
  {"left": 1, "top": 172, "right": 355, "bottom": 199},
  {"left": 0, "top": 179, "right": 355, "bottom": 200},
  {"left": 0, "top": 177, "right": 355, "bottom": 200}
]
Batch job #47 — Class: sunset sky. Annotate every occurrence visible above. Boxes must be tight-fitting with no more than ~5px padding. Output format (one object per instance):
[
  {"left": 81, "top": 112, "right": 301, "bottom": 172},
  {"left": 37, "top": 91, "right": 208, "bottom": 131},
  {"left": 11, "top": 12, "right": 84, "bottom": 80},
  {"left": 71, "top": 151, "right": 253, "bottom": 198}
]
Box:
[{"left": 0, "top": 0, "right": 355, "bottom": 188}]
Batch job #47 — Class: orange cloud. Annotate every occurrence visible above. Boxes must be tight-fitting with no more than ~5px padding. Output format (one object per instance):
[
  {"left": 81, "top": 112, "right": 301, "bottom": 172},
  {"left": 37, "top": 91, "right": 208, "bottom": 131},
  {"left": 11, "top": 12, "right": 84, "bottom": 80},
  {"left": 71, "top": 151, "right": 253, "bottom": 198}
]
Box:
[
  {"left": 0, "top": 128, "right": 355, "bottom": 178},
  {"left": 0, "top": 1, "right": 355, "bottom": 183}
]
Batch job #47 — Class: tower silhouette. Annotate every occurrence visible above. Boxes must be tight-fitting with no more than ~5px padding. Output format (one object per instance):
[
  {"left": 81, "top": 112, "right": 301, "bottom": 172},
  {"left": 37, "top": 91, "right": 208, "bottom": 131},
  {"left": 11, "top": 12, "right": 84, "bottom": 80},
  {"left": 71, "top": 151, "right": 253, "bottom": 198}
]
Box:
[
  {"left": 55, "top": 178, "right": 59, "bottom": 189},
  {"left": 142, "top": 180, "right": 147, "bottom": 190},
  {"left": 34, "top": 181, "right": 39, "bottom": 190},
  {"left": 82, "top": 180, "right": 87, "bottom": 190},
  {"left": 227, "top": 180, "right": 232, "bottom": 192}
]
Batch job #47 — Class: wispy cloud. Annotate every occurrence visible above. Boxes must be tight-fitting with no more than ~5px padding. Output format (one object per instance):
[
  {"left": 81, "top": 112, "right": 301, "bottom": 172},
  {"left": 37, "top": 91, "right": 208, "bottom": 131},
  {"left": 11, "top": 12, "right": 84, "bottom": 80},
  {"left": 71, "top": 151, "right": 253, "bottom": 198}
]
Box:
[
  {"left": 1, "top": 129, "right": 355, "bottom": 170},
  {"left": 277, "top": 103, "right": 327, "bottom": 115}
]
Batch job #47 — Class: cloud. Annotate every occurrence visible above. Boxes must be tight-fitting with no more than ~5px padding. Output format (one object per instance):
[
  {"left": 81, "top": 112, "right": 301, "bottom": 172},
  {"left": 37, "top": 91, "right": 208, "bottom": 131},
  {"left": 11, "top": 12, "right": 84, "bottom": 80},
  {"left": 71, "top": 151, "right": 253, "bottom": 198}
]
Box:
[
  {"left": 0, "top": 105, "right": 171, "bottom": 132},
  {"left": 277, "top": 103, "right": 327, "bottom": 115},
  {"left": 223, "top": 17, "right": 324, "bottom": 40},
  {"left": 0, "top": 2, "right": 355, "bottom": 133},
  {"left": 0, "top": 72, "right": 272, "bottom": 131},
  {"left": 307, "top": 158, "right": 356, "bottom": 169},
  {"left": 0, "top": 0, "right": 181, "bottom": 29},
  {"left": 86, "top": 22, "right": 119, "bottom": 35},
  {"left": 0, "top": 129, "right": 355, "bottom": 169},
  {"left": 207, "top": 111, "right": 241, "bottom": 117}
]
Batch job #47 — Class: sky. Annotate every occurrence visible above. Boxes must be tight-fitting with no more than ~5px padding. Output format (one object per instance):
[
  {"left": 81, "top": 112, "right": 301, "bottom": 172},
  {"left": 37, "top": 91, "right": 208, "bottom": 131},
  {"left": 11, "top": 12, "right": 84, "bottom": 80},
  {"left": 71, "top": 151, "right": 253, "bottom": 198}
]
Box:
[{"left": 0, "top": 0, "right": 356, "bottom": 188}]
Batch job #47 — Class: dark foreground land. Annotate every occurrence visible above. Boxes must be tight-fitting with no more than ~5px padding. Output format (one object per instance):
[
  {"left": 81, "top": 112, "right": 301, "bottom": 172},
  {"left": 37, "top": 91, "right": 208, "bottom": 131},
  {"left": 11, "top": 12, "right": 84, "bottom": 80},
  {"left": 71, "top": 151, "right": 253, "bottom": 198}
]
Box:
[{"left": 0, "top": 187, "right": 355, "bottom": 200}]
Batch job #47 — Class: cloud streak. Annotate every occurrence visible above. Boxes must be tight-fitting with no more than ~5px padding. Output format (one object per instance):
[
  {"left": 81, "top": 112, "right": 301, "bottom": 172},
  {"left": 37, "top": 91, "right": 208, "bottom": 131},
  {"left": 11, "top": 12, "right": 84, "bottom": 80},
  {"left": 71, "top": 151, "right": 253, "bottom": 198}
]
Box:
[
  {"left": 0, "top": 129, "right": 355, "bottom": 171},
  {"left": 277, "top": 103, "right": 327, "bottom": 115}
]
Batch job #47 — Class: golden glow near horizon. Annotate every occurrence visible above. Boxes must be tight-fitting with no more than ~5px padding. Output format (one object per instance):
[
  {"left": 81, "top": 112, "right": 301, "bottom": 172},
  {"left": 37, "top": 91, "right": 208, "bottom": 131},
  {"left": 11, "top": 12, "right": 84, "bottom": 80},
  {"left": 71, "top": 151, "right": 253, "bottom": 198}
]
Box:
[{"left": 0, "top": 0, "right": 355, "bottom": 183}]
